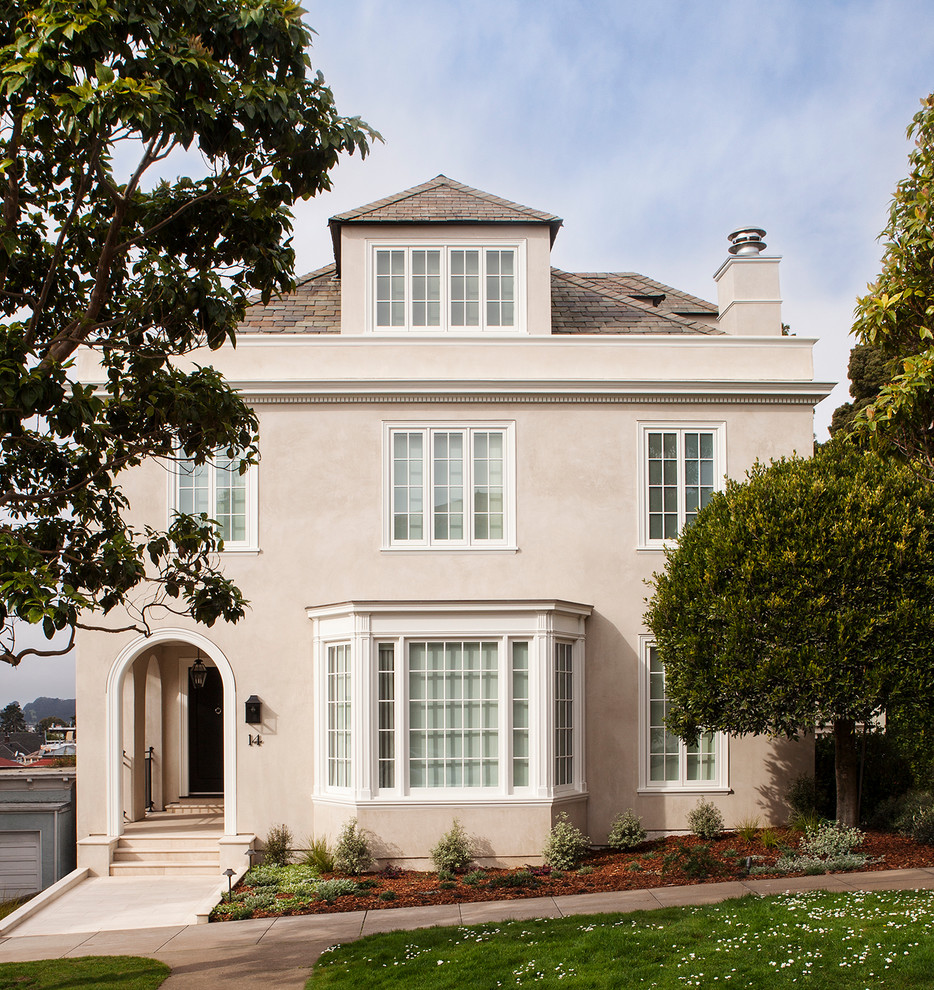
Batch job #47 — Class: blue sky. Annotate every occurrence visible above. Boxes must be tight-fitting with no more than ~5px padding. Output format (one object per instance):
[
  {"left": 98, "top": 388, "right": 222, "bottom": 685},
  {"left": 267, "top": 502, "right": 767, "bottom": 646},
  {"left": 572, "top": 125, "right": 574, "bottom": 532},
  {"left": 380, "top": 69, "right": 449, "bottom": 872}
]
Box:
[{"left": 3, "top": 0, "right": 933, "bottom": 706}]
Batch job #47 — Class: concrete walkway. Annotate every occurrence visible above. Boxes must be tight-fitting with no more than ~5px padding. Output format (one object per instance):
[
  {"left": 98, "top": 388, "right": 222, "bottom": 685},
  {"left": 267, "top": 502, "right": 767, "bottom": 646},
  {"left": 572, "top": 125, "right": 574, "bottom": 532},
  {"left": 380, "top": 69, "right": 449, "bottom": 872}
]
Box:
[{"left": 2, "top": 867, "right": 934, "bottom": 989}]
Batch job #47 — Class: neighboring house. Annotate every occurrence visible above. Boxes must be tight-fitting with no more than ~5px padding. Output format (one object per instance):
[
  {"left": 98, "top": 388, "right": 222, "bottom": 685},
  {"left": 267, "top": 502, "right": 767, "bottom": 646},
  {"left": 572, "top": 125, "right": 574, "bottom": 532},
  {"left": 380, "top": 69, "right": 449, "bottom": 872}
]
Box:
[
  {"left": 74, "top": 176, "right": 833, "bottom": 873},
  {"left": 0, "top": 767, "right": 76, "bottom": 895}
]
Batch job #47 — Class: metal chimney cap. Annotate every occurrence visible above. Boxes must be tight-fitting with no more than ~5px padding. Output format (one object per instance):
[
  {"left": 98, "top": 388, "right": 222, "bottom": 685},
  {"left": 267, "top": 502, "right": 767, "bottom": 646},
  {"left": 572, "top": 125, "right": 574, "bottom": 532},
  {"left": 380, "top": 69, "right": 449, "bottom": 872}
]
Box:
[{"left": 727, "top": 226, "right": 767, "bottom": 256}]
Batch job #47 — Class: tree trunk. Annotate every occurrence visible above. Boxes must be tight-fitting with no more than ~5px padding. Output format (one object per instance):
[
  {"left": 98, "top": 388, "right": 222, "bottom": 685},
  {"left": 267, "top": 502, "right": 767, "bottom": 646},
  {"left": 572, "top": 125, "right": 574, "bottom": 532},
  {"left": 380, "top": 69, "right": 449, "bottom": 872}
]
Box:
[{"left": 834, "top": 718, "right": 860, "bottom": 826}]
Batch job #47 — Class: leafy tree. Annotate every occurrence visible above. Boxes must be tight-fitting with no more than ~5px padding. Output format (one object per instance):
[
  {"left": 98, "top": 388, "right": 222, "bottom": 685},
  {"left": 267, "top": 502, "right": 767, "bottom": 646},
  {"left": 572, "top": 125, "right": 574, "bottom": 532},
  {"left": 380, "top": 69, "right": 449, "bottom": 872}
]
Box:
[
  {"left": 829, "top": 343, "right": 890, "bottom": 437},
  {"left": 37, "top": 715, "right": 65, "bottom": 735},
  {"left": 853, "top": 93, "right": 934, "bottom": 480},
  {"left": 644, "top": 441, "right": 934, "bottom": 826},
  {"left": 0, "top": 1, "right": 376, "bottom": 666},
  {"left": 1, "top": 700, "right": 27, "bottom": 732}
]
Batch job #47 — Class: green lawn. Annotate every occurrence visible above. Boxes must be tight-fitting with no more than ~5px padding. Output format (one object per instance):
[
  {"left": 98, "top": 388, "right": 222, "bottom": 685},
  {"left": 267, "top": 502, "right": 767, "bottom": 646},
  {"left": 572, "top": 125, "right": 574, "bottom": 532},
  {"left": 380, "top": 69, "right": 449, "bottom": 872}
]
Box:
[
  {"left": 0, "top": 956, "right": 169, "bottom": 989},
  {"left": 307, "top": 889, "right": 934, "bottom": 989}
]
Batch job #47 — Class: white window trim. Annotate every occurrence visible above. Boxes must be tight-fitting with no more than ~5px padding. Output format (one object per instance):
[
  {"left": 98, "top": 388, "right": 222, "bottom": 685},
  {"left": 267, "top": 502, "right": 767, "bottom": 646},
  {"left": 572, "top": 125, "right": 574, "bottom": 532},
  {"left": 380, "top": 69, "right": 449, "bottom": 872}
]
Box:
[
  {"left": 637, "top": 421, "right": 726, "bottom": 550},
  {"left": 167, "top": 452, "right": 259, "bottom": 553},
  {"left": 366, "top": 239, "right": 527, "bottom": 335},
  {"left": 637, "top": 635, "right": 729, "bottom": 794},
  {"left": 382, "top": 421, "right": 517, "bottom": 551},
  {"left": 308, "top": 601, "right": 590, "bottom": 804}
]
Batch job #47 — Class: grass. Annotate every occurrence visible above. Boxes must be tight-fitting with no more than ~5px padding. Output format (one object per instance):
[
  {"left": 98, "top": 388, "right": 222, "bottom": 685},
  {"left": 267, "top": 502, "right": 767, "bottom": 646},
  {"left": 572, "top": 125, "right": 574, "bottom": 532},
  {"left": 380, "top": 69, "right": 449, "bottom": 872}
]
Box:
[
  {"left": 0, "top": 956, "right": 169, "bottom": 989},
  {"left": 0, "top": 895, "right": 32, "bottom": 921},
  {"left": 306, "top": 888, "right": 934, "bottom": 989}
]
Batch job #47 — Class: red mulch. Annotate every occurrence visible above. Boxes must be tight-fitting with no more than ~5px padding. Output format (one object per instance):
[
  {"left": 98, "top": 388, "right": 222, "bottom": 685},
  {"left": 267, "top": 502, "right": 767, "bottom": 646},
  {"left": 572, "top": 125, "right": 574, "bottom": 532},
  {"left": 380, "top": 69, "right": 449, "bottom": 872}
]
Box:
[{"left": 215, "top": 830, "right": 934, "bottom": 921}]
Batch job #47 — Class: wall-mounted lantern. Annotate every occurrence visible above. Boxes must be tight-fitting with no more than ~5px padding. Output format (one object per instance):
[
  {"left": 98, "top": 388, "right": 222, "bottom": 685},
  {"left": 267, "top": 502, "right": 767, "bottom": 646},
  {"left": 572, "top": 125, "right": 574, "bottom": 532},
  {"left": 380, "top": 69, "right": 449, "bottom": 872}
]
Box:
[
  {"left": 190, "top": 654, "right": 208, "bottom": 690},
  {"left": 245, "top": 695, "right": 262, "bottom": 724}
]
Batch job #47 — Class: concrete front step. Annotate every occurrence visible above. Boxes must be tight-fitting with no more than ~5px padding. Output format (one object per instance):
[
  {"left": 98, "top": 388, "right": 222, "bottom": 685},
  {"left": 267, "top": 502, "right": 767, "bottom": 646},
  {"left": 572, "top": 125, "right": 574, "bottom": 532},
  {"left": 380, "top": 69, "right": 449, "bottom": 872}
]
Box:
[
  {"left": 109, "top": 861, "right": 220, "bottom": 877},
  {"left": 117, "top": 835, "right": 220, "bottom": 852},
  {"left": 114, "top": 848, "right": 220, "bottom": 864},
  {"left": 164, "top": 801, "right": 223, "bottom": 815}
]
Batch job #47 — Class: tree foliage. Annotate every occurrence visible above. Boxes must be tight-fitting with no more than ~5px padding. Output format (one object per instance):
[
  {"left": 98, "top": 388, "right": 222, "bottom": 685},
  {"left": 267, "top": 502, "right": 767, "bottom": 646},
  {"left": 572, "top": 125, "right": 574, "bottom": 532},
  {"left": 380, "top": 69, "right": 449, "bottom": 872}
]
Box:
[
  {"left": 829, "top": 342, "right": 890, "bottom": 438},
  {"left": 644, "top": 441, "right": 934, "bottom": 825},
  {"left": 0, "top": 0, "right": 376, "bottom": 665},
  {"left": 853, "top": 93, "right": 934, "bottom": 479},
  {"left": 0, "top": 700, "right": 27, "bottom": 732}
]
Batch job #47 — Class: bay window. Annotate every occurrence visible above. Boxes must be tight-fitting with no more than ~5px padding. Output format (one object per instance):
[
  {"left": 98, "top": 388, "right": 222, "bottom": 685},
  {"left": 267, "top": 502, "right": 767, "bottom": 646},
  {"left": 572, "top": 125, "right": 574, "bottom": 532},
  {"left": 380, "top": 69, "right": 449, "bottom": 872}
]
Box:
[{"left": 309, "top": 601, "right": 591, "bottom": 802}]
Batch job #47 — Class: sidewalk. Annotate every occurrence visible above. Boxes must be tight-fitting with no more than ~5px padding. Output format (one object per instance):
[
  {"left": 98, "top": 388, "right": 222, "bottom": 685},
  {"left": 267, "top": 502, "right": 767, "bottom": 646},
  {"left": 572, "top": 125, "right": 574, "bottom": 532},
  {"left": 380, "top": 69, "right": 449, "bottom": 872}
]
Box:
[{"left": 2, "top": 867, "right": 933, "bottom": 990}]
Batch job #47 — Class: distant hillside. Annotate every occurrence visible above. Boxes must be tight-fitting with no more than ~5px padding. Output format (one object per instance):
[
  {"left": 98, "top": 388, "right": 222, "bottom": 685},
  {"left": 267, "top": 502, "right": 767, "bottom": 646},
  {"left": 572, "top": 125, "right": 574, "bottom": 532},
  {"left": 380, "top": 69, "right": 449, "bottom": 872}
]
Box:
[{"left": 22, "top": 697, "right": 76, "bottom": 724}]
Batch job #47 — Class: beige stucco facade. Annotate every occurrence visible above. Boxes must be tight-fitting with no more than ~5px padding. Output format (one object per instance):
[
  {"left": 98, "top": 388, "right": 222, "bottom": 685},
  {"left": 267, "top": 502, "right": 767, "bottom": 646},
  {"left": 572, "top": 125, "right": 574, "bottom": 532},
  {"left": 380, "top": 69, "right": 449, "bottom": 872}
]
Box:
[{"left": 73, "top": 181, "right": 832, "bottom": 871}]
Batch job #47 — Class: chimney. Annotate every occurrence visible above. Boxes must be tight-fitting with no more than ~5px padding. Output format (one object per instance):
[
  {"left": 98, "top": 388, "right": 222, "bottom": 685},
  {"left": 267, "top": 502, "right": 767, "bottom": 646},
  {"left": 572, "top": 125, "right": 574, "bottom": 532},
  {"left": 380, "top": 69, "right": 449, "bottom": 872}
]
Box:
[{"left": 713, "top": 226, "right": 783, "bottom": 335}]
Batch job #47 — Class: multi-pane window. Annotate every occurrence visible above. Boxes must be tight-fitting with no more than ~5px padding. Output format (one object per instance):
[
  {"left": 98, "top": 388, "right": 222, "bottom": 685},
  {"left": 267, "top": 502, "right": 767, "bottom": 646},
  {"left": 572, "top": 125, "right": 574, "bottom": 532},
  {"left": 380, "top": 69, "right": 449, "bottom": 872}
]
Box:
[
  {"left": 175, "top": 452, "right": 253, "bottom": 548},
  {"left": 378, "top": 645, "right": 395, "bottom": 789},
  {"left": 646, "top": 645, "right": 717, "bottom": 786},
  {"left": 373, "top": 246, "right": 517, "bottom": 332},
  {"left": 387, "top": 424, "right": 513, "bottom": 548},
  {"left": 512, "top": 642, "right": 530, "bottom": 788},
  {"left": 327, "top": 644, "right": 351, "bottom": 788},
  {"left": 554, "top": 642, "right": 574, "bottom": 786},
  {"left": 409, "top": 641, "right": 499, "bottom": 788},
  {"left": 643, "top": 426, "right": 720, "bottom": 544}
]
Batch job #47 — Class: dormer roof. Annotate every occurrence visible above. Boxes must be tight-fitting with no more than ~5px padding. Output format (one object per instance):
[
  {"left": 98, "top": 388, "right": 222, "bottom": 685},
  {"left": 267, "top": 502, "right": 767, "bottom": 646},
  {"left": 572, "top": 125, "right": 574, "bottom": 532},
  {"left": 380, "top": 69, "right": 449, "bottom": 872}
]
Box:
[{"left": 328, "top": 175, "right": 563, "bottom": 271}]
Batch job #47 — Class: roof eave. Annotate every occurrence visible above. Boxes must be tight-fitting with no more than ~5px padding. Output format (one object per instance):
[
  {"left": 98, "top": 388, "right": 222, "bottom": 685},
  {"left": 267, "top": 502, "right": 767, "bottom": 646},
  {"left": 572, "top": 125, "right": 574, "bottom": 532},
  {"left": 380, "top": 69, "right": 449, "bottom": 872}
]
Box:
[{"left": 329, "top": 216, "right": 563, "bottom": 274}]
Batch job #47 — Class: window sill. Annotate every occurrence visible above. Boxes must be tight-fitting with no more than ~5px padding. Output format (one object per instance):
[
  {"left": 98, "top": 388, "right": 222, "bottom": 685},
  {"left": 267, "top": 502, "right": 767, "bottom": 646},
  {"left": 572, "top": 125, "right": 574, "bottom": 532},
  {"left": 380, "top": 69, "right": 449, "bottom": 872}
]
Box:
[
  {"left": 218, "top": 546, "right": 262, "bottom": 555},
  {"left": 638, "top": 786, "right": 732, "bottom": 796},
  {"left": 380, "top": 546, "right": 519, "bottom": 554}
]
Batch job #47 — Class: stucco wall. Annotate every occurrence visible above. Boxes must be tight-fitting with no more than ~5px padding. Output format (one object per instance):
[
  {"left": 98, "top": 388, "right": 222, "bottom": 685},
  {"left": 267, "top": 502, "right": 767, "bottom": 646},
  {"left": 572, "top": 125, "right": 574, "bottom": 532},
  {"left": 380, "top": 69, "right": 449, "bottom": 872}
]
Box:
[{"left": 75, "top": 368, "right": 819, "bottom": 861}]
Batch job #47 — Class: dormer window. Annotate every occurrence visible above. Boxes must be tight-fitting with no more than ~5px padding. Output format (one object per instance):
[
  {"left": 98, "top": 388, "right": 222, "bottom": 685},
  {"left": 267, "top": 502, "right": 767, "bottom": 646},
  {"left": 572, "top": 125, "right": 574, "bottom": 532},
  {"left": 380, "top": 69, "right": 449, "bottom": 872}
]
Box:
[{"left": 371, "top": 243, "right": 521, "bottom": 332}]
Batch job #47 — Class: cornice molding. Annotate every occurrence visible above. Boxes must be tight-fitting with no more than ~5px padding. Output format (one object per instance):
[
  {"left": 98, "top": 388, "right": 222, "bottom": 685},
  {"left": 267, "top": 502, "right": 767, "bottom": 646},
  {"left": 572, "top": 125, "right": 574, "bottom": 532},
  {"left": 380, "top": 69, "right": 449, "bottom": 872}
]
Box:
[{"left": 239, "top": 379, "right": 835, "bottom": 407}]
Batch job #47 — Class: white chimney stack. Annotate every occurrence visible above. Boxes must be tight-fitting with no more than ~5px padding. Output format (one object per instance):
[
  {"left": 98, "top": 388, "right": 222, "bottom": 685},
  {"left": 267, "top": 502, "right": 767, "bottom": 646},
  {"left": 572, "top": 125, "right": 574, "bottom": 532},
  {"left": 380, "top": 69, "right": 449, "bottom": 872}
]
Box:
[{"left": 713, "top": 227, "right": 783, "bottom": 335}]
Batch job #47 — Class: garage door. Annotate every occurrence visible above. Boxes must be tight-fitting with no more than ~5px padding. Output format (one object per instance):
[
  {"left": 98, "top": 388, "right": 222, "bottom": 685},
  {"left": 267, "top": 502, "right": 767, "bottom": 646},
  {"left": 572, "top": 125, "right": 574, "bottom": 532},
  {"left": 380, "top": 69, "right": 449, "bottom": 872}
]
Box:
[{"left": 0, "top": 831, "right": 40, "bottom": 897}]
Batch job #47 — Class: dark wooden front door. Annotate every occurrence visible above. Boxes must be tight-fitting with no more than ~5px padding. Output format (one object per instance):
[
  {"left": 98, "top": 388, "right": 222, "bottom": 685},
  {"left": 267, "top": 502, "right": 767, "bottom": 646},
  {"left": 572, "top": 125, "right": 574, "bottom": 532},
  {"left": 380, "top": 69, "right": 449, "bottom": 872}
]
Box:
[{"left": 188, "top": 665, "right": 223, "bottom": 794}]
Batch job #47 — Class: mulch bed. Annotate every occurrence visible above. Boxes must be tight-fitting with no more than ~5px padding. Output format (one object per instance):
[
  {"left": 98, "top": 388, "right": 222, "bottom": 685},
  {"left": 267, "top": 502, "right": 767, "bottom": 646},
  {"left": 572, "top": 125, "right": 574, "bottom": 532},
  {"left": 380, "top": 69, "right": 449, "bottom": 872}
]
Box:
[{"left": 217, "top": 830, "right": 934, "bottom": 921}]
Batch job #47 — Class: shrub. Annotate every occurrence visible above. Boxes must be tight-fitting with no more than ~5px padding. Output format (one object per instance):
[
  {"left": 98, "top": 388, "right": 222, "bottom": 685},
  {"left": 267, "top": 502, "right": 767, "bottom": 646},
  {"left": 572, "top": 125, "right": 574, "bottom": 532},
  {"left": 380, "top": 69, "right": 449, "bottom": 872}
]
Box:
[
  {"left": 263, "top": 824, "right": 293, "bottom": 866},
  {"left": 334, "top": 818, "right": 373, "bottom": 875},
  {"left": 787, "top": 774, "right": 819, "bottom": 818},
  {"left": 908, "top": 805, "right": 934, "bottom": 845},
  {"left": 462, "top": 870, "right": 487, "bottom": 887},
  {"left": 314, "top": 878, "right": 357, "bottom": 904},
  {"left": 799, "top": 821, "right": 864, "bottom": 859},
  {"left": 242, "top": 891, "right": 277, "bottom": 911},
  {"left": 542, "top": 813, "right": 591, "bottom": 870},
  {"left": 430, "top": 819, "right": 473, "bottom": 874},
  {"left": 734, "top": 816, "right": 760, "bottom": 842},
  {"left": 488, "top": 870, "right": 538, "bottom": 890},
  {"left": 788, "top": 808, "right": 824, "bottom": 832},
  {"left": 607, "top": 809, "right": 646, "bottom": 851},
  {"left": 893, "top": 791, "right": 934, "bottom": 834},
  {"left": 576, "top": 865, "right": 594, "bottom": 876},
  {"left": 661, "top": 841, "right": 723, "bottom": 880},
  {"left": 687, "top": 799, "right": 724, "bottom": 840},
  {"left": 378, "top": 890, "right": 396, "bottom": 901},
  {"left": 758, "top": 828, "right": 781, "bottom": 849},
  {"left": 302, "top": 834, "right": 335, "bottom": 873},
  {"left": 213, "top": 900, "right": 252, "bottom": 920}
]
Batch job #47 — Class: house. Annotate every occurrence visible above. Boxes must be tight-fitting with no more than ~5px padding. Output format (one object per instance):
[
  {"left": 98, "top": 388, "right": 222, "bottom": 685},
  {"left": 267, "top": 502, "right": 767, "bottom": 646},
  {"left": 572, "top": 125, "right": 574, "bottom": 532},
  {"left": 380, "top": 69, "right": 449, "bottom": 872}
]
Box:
[
  {"left": 0, "top": 767, "right": 76, "bottom": 895},
  {"left": 73, "top": 176, "right": 832, "bottom": 874}
]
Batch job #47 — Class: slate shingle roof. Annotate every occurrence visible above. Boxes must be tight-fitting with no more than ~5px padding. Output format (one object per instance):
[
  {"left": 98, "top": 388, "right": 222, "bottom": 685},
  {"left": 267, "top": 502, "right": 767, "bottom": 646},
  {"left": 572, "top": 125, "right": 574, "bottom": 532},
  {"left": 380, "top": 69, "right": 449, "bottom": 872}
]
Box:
[
  {"left": 550, "top": 270, "right": 719, "bottom": 335},
  {"left": 330, "top": 175, "right": 562, "bottom": 232},
  {"left": 237, "top": 265, "right": 719, "bottom": 335},
  {"left": 237, "top": 265, "right": 340, "bottom": 334},
  {"left": 573, "top": 273, "right": 718, "bottom": 319}
]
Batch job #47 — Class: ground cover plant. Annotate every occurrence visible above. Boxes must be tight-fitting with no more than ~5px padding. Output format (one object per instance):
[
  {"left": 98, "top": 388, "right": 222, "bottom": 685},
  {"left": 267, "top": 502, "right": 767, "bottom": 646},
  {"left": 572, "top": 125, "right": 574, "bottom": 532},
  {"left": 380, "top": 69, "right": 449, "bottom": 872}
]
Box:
[
  {"left": 305, "top": 889, "right": 934, "bottom": 989},
  {"left": 212, "top": 827, "right": 934, "bottom": 921},
  {"left": 0, "top": 956, "right": 169, "bottom": 989}
]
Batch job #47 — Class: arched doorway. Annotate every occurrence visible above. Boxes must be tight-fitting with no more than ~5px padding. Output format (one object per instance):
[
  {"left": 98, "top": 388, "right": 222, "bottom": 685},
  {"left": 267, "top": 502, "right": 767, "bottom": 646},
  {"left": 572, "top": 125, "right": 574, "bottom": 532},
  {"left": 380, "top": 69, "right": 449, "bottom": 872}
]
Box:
[{"left": 106, "top": 629, "right": 237, "bottom": 837}]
